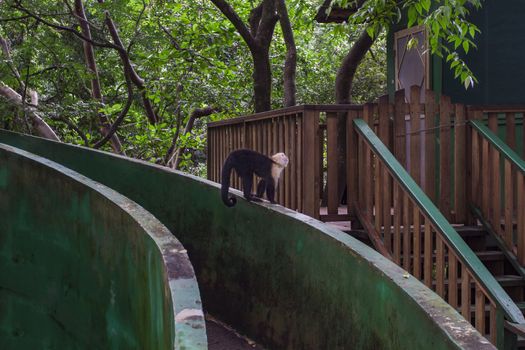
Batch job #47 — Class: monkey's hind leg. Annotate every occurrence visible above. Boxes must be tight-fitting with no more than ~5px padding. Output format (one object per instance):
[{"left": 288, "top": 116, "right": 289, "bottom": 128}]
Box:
[
  {"left": 255, "top": 179, "right": 266, "bottom": 199},
  {"left": 242, "top": 175, "right": 261, "bottom": 202}
]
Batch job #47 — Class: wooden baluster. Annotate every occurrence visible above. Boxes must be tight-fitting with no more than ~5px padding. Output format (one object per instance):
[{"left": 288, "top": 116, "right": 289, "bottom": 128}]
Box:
[
  {"left": 375, "top": 159, "right": 383, "bottom": 233},
  {"left": 439, "top": 95, "right": 452, "bottom": 220},
  {"left": 490, "top": 303, "right": 497, "bottom": 345},
  {"left": 436, "top": 235, "right": 445, "bottom": 297},
  {"left": 488, "top": 113, "right": 498, "bottom": 227},
  {"left": 504, "top": 159, "right": 514, "bottom": 249},
  {"left": 278, "top": 119, "right": 285, "bottom": 204},
  {"left": 461, "top": 267, "right": 471, "bottom": 321},
  {"left": 413, "top": 206, "right": 421, "bottom": 279},
  {"left": 518, "top": 174, "right": 525, "bottom": 265},
  {"left": 425, "top": 89, "right": 436, "bottom": 202},
  {"left": 327, "top": 112, "right": 338, "bottom": 215},
  {"left": 410, "top": 86, "right": 421, "bottom": 186},
  {"left": 302, "top": 110, "right": 320, "bottom": 218},
  {"left": 424, "top": 220, "right": 433, "bottom": 288},
  {"left": 363, "top": 105, "right": 374, "bottom": 219},
  {"left": 290, "top": 116, "right": 297, "bottom": 211},
  {"left": 506, "top": 112, "right": 516, "bottom": 152},
  {"left": 492, "top": 147, "right": 501, "bottom": 237},
  {"left": 393, "top": 183, "right": 402, "bottom": 265},
  {"left": 379, "top": 98, "right": 392, "bottom": 251},
  {"left": 297, "top": 115, "right": 303, "bottom": 213},
  {"left": 347, "top": 110, "right": 358, "bottom": 217},
  {"left": 471, "top": 130, "right": 480, "bottom": 207},
  {"left": 394, "top": 89, "right": 407, "bottom": 168},
  {"left": 454, "top": 104, "right": 466, "bottom": 222},
  {"left": 403, "top": 195, "right": 411, "bottom": 272},
  {"left": 448, "top": 253, "right": 458, "bottom": 308},
  {"left": 284, "top": 117, "right": 290, "bottom": 208},
  {"left": 475, "top": 285, "right": 486, "bottom": 336},
  {"left": 481, "top": 138, "right": 490, "bottom": 218}
]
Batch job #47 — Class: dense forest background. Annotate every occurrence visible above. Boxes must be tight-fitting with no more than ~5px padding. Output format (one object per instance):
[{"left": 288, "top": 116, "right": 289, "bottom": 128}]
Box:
[{"left": 0, "top": 0, "right": 479, "bottom": 176}]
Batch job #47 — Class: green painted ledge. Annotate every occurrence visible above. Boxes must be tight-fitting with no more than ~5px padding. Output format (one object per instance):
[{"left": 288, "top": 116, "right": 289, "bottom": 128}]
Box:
[
  {"left": 0, "top": 130, "right": 494, "bottom": 349},
  {"left": 0, "top": 143, "right": 206, "bottom": 350}
]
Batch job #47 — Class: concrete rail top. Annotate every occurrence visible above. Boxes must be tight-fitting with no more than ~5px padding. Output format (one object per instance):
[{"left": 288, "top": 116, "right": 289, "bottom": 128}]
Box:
[
  {"left": 0, "top": 143, "right": 207, "bottom": 349},
  {"left": 0, "top": 130, "right": 494, "bottom": 349}
]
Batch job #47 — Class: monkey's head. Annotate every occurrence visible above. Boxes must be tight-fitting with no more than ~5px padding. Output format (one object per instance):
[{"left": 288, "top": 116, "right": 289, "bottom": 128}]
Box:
[{"left": 272, "top": 152, "right": 289, "bottom": 168}]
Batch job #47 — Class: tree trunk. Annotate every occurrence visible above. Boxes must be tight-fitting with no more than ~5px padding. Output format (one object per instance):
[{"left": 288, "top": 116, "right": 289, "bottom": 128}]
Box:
[
  {"left": 210, "top": 0, "right": 279, "bottom": 113},
  {"left": 334, "top": 29, "right": 375, "bottom": 204},
  {"left": 252, "top": 49, "right": 273, "bottom": 113},
  {"left": 276, "top": 0, "right": 296, "bottom": 107},
  {"left": 74, "top": 0, "right": 123, "bottom": 153},
  {"left": 0, "top": 83, "right": 60, "bottom": 141}
]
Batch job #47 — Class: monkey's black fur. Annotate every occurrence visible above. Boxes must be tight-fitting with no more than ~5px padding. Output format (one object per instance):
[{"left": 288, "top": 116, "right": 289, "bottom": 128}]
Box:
[{"left": 221, "top": 149, "right": 277, "bottom": 207}]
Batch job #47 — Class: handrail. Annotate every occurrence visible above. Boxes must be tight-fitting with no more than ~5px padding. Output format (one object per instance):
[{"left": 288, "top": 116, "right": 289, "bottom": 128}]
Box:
[
  {"left": 207, "top": 104, "right": 363, "bottom": 127},
  {"left": 467, "top": 105, "right": 525, "bottom": 113},
  {"left": 470, "top": 120, "right": 525, "bottom": 173},
  {"left": 354, "top": 118, "right": 525, "bottom": 324}
]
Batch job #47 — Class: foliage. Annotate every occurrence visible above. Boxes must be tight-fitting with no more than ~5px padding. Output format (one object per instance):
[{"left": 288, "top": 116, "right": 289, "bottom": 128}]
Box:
[
  {"left": 0, "top": 0, "right": 388, "bottom": 176},
  {"left": 336, "top": 0, "right": 482, "bottom": 89}
]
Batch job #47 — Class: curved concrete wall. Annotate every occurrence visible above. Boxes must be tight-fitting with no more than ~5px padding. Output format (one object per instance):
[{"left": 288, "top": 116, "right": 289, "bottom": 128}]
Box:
[
  {"left": 0, "top": 131, "right": 494, "bottom": 350},
  {"left": 0, "top": 144, "right": 206, "bottom": 349}
]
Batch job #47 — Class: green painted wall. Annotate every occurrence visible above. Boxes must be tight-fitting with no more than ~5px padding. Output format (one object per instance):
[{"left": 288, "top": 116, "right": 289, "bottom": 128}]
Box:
[
  {"left": 0, "top": 131, "right": 494, "bottom": 349},
  {"left": 0, "top": 144, "right": 206, "bottom": 350}
]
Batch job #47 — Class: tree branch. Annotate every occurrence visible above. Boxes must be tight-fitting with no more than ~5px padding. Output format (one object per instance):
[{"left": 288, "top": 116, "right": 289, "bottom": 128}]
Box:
[
  {"left": 210, "top": 0, "right": 257, "bottom": 49},
  {"left": 92, "top": 75, "right": 134, "bottom": 149},
  {"left": 11, "top": 1, "right": 118, "bottom": 49},
  {"left": 166, "top": 106, "right": 218, "bottom": 169},
  {"left": 0, "top": 82, "right": 60, "bottom": 141},
  {"left": 276, "top": 0, "right": 296, "bottom": 107}
]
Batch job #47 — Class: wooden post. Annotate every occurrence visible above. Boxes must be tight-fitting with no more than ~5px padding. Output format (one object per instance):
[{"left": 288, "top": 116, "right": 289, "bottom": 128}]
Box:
[
  {"left": 303, "top": 109, "right": 320, "bottom": 218},
  {"left": 439, "top": 95, "right": 452, "bottom": 220},
  {"left": 409, "top": 86, "right": 421, "bottom": 186},
  {"left": 454, "top": 104, "right": 466, "bottom": 223},
  {"left": 425, "top": 90, "right": 436, "bottom": 202},
  {"left": 346, "top": 109, "right": 359, "bottom": 220},
  {"left": 379, "top": 96, "right": 392, "bottom": 250},
  {"left": 327, "top": 112, "right": 339, "bottom": 215}
]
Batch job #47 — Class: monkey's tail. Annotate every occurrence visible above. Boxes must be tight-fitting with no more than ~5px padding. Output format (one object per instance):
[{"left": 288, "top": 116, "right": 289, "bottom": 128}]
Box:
[{"left": 221, "top": 156, "right": 237, "bottom": 207}]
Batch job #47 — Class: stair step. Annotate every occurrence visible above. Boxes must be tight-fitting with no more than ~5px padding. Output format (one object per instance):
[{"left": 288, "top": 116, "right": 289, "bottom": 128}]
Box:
[
  {"left": 495, "top": 275, "right": 525, "bottom": 287},
  {"left": 455, "top": 226, "right": 486, "bottom": 237},
  {"left": 475, "top": 250, "right": 505, "bottom": 262}
]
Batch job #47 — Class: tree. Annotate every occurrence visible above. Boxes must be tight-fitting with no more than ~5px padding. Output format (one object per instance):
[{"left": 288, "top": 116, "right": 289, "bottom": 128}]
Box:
[
  {"left": 210, "top": 0, "right": 297, "bottom": 112},
  {"left": 0, "top": 0, "right": 389, "bottom": 176}
]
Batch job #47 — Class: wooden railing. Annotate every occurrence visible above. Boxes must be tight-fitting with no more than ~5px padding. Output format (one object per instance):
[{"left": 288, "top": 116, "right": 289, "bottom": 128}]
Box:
[
  {"left": 368, "top": 87, "right": 468, "bottom": 223},
  {"left": 468, "top": 106, "right": 525, "bottom": 157},
  {"left": 207, "top": 105, "right": 362, "bottom": 219},
  {"left": 353, "top": 118, "right": 525, "bottom": 346},
  {"left": 470, "top": 120, "right": 525, "bottom": 270}
]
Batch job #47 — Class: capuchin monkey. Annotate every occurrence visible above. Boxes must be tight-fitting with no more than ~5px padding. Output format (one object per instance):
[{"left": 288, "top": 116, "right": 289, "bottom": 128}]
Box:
[{"left": 221, "top": 149, "right": 289, "bottom": 207}]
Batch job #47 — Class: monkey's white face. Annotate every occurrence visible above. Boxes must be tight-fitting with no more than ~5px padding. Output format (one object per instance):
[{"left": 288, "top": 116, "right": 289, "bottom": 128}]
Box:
[{"left": 272, "top": 152, "right": 289, "bottom": 167}]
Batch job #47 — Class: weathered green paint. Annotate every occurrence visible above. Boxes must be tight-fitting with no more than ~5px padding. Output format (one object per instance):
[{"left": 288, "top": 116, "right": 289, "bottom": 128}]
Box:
[
  {"left": 0, "top": 130, "right": 493, "bottom": 349},
  {"left": 0, "top": 144, "right": 206, "bottom": 350},
  {"left": 354, "top": 118, "right": 524, "bottom": 324}
]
